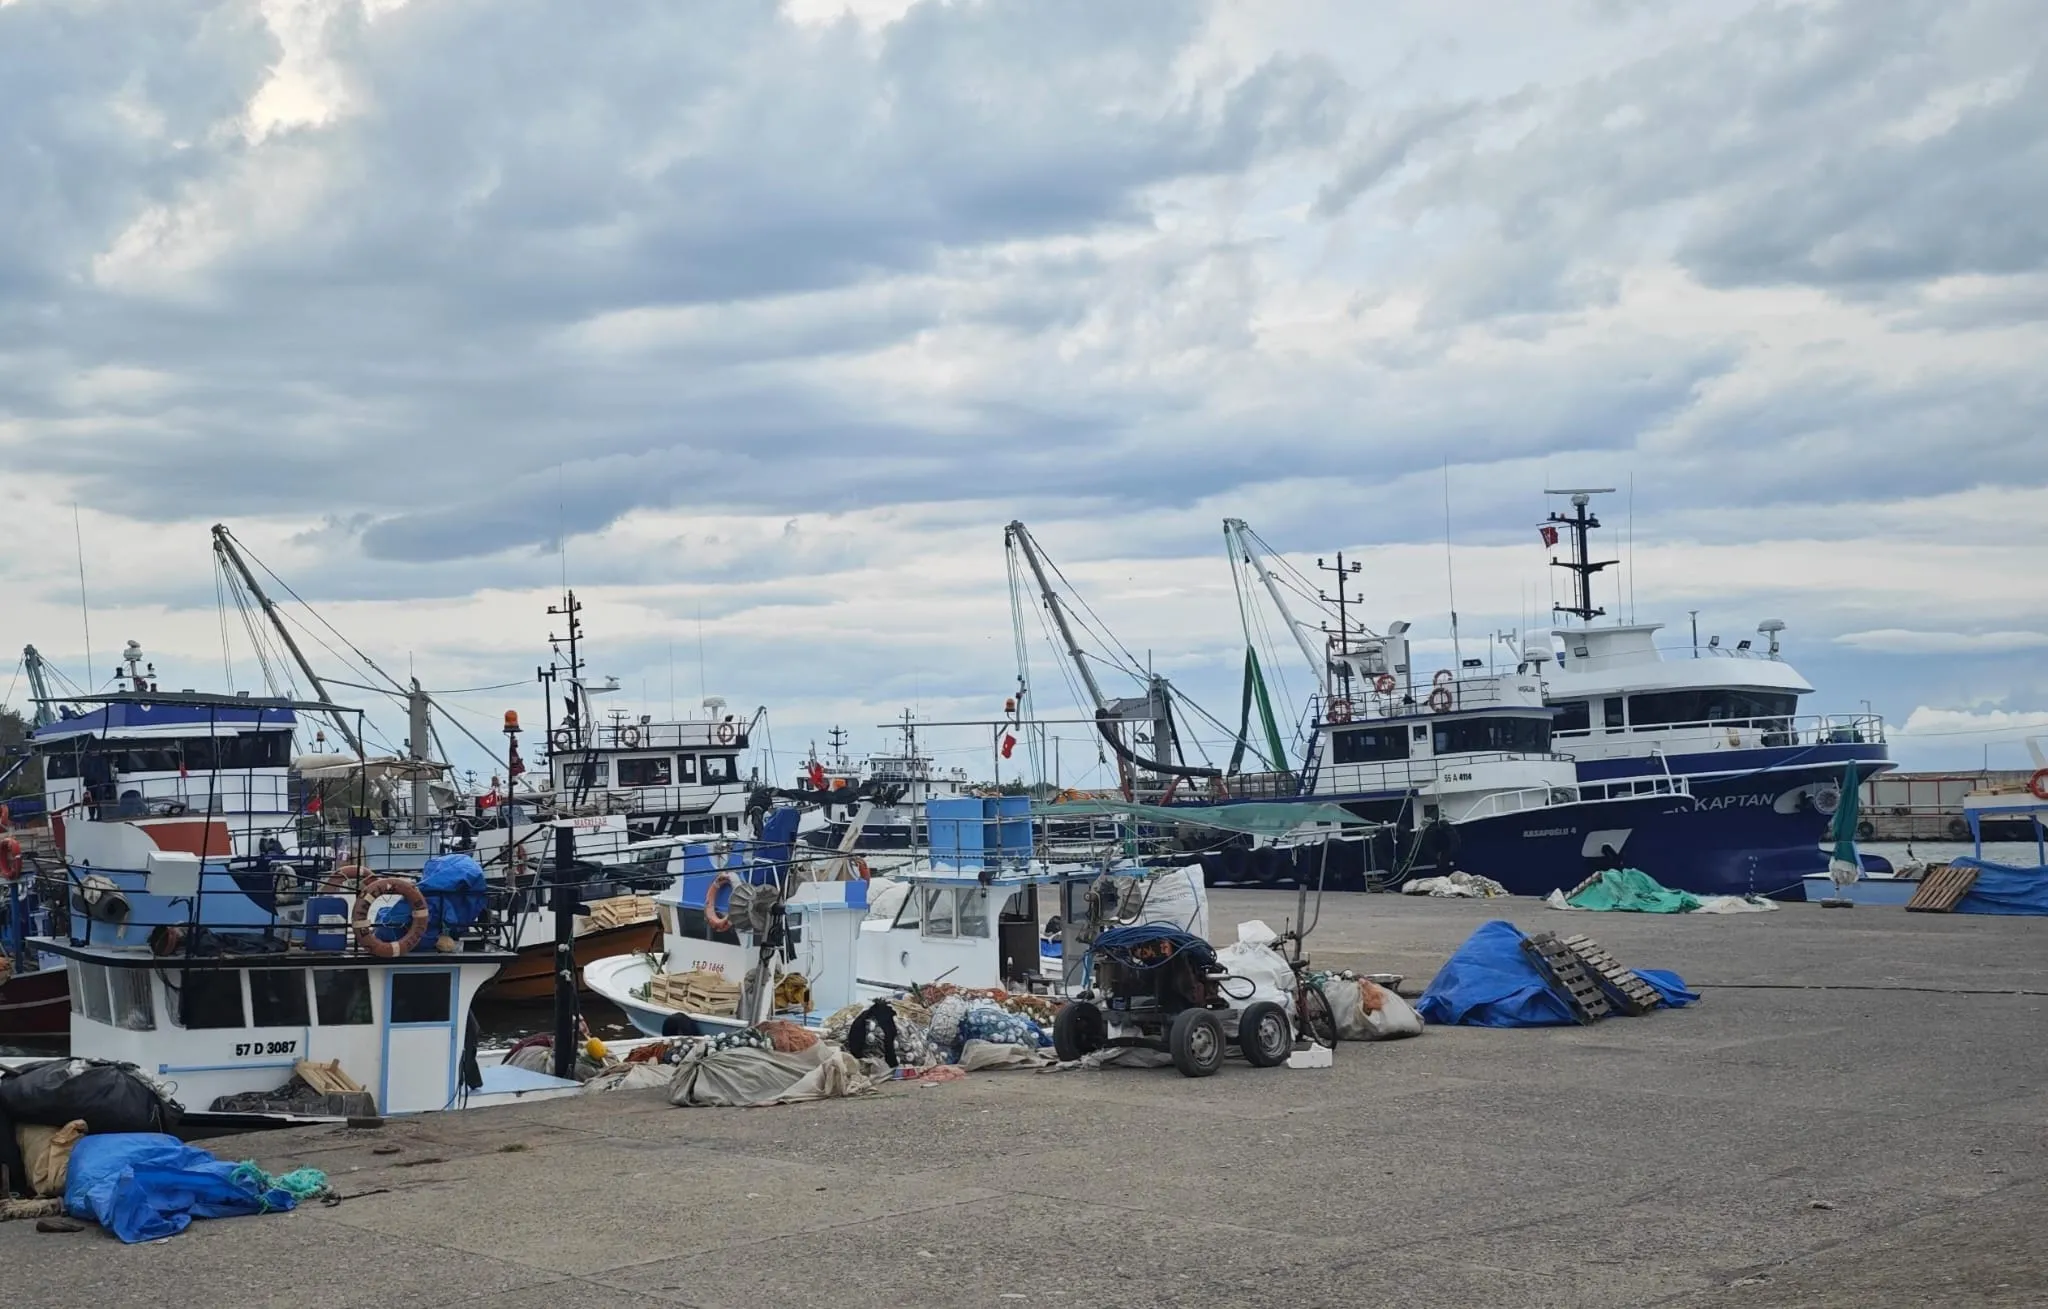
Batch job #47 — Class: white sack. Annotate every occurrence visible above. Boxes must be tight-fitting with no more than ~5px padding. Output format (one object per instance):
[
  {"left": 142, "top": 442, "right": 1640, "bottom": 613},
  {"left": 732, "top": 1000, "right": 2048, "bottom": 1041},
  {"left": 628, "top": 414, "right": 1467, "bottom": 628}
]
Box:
[
  {"left": 1124, "top": 864, "right": 1210, "bottom": 940},
  {"left": 1214, "top": 940, "right": 1295, "bottom": 1016}
]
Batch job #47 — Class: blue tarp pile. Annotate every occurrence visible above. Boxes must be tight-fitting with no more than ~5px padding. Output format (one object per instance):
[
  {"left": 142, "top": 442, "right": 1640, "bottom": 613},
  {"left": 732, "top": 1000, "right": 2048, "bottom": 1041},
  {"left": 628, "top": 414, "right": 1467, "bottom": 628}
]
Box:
[
  {"left": 65, "top": 1134, "right": 304, "bottom": 1243},
  {"left": 1418, "top": 920, "right": 1699, "bottom": 1028},
  {"left": 1950, "top": 859, "right": 2048, "bottom": 916},
  {"left": 376, "top": 853, "right": 488, "bottom": 947}
]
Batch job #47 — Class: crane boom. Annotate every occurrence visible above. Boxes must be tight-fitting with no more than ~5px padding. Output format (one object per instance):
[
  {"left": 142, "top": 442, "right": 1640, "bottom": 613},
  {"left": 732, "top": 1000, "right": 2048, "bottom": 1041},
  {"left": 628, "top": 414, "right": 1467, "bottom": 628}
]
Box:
[
  {"left": 1004, "top": 521, "right": 1111, "bottom": 712},
  {"left": 21, "top": 645, "right": 59, "bottom": 727},
  {"left": 1224, "top": 519, "right": 1328, "bottom": 694},
  {"left": 211, "top": 524, "right": 364, "bottom": 755}
]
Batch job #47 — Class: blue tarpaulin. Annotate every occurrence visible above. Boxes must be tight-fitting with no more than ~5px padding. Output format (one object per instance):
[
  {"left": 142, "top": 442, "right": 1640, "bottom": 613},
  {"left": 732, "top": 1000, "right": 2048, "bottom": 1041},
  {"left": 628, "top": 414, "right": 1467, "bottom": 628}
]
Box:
[
  {"left": 66, "top": 1134, "right": 299, "bottom": 1242},
  {"left": 1417, "top": 920, "right": 1698, "bottom": 1028},
  {"left": 377, "top": 853, "right": 488, "bottom": 947},
  {"left": 1951, "top": 859, "right": 2048, "bottom": 916}
]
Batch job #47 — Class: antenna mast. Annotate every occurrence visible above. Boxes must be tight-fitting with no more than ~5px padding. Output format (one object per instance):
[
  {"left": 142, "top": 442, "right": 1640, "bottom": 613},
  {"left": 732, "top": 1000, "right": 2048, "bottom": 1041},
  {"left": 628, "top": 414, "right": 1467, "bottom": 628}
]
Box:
[{"left": 1543, "top": 489, "right": 1617, "bottom": 626}]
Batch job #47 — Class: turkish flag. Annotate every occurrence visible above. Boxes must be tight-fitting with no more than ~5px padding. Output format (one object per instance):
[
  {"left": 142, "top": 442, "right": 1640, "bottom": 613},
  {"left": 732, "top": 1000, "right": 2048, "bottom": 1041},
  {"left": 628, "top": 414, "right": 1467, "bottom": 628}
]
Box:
[
  {"left": 808, "top": 761, "right": 827, "bottom": 790},
  {"left": 1000, "top": 733, "right": 1016, "bottom": 759},
  {"left": 305, "top": 791, "right": 323, "bottom": 815},
  {"left": 1539, "top": 524, "right": 1559, "bottom": 547}
]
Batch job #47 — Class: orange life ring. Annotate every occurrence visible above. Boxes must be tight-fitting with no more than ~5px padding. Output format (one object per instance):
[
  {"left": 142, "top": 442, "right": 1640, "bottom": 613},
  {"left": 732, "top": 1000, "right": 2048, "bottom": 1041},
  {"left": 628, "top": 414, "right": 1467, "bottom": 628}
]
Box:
[
  {"left": 852, "top": 856, "right": 871, "bottom": 881},
  {"left": 1428, "top": 686, "right": 1454, "bottom": 713},
  {"left": 716, "top": 721, "right": 737, "bottom": 745},
  {"left": 1326, "top": 697, "right": 1354, "bottom": 724},
  {"left": 1373, "top": 674, "right": 1396, "bottom": 695},
  {"left": 1207, "top": 775, "right": 1231, "bottom": 801},
  {"left": 0, "top": 836, "right": 20, "bottom": 883},
  {"left": 704, "top": 869, "right": 743, "bottom": 933},
  {"left": 2030, "top": 768, "right": 2048, "bottom": 802},
  {"left": 353, "top": 877, "right": 429, "bottom": 957},
  {"left": 1432, "top": 669, "right": 1455, "bottom": 687},
  {"left": 320, "top": 863, "right": 364, "bottom": 898}
]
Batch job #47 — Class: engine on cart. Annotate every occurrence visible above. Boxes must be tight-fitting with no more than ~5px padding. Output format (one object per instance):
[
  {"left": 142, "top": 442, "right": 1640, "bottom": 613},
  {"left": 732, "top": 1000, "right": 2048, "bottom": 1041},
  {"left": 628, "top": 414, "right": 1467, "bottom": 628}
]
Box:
[{"left": 1052, "top": 924, "right": 1292, "bottom": 1078}]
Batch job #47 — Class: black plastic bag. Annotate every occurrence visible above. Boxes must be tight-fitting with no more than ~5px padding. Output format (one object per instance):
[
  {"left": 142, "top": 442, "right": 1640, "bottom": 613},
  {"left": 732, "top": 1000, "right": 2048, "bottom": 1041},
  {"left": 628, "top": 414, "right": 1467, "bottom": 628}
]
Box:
[
  {"left": 0, "top": 1099, "right": 27, "bottom": 1198},
  {"left": 0, "top": 1058, "right": 183, "bottom": 1134}
]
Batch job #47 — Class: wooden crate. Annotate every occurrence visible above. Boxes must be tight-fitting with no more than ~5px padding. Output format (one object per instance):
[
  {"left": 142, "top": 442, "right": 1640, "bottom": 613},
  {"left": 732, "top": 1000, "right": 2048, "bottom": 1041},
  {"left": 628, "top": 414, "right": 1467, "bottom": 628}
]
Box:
[
  {"left": 1560, "top": 933, "right": 1664, "bottom": 1016},
  {"left": 582, "top": 894, "right": 657, "bottom": 930},
  {"left": 1905, "top": 864, "right": 1978, "bottom": 913},
  {"left": 295, "top": 1058, "right": 365, "bottom": 1096},
  {"left": 1521, "top": 932, "right": 1610, "bottom": 1024},
  {"left": 647, "top": 968, "right": 741, "bottom": 1016}
]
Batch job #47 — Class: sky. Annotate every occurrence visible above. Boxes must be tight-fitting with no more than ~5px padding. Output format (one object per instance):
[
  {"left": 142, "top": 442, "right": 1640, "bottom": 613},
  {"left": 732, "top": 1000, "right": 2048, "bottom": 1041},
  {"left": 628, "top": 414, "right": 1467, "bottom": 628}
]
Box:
[{"left": 1, "top": 0, "right": 2044, "bottom": 789}]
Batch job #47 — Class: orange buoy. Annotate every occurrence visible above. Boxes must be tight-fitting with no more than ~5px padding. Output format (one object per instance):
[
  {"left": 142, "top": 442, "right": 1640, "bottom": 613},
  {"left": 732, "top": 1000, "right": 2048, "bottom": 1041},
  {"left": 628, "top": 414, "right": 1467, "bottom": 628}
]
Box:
[{"left": 353, "top": 877, "right": 429, "bottom": 957}]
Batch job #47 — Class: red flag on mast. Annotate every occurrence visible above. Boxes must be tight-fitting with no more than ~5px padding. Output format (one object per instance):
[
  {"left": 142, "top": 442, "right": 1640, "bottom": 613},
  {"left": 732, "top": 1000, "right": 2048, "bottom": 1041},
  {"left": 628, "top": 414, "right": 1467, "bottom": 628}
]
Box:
[{"left": 1539, "top": 524, "right": 1559, "bottom": 548}]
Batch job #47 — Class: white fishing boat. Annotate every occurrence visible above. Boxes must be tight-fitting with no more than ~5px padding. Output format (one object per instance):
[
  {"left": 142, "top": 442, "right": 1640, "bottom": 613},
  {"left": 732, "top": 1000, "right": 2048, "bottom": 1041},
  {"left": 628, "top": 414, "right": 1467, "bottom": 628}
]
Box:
[{"left": 585, "top": 797, "right": 1091, "bottom": 1038}]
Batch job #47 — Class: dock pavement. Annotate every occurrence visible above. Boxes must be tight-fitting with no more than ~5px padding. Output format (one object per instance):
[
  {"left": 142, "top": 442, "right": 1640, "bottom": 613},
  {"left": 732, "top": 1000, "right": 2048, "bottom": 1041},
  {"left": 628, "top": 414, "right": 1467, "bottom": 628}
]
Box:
[{"left": 6, "top": 890, "right": 2046, "bottom": 1308}]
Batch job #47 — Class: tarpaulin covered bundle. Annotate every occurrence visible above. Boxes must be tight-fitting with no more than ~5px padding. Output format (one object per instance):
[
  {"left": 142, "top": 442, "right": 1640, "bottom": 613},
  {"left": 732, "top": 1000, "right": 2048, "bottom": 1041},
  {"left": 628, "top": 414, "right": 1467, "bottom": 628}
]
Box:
[
  {"left": 1418, "top": 920, "right": 1698, "bottom": 1028},
  {"left": 1565, "top": 869, "right": 1702, "bottom": 914},
  {"left": 1950, "top": 859, "right": 2048, "bottom": 915},
  {"left": 668, "top": 1040, "right": 875, "bottom": 1107},
  {"left": 377, "top": 853, "right": 488, "bottom": 947},
  {"left": 0, "top": 1058, "right": 181, "bottom": 1135},
  {"left": 65, "top": 1134, "right": 301, "bottom": 1242}
]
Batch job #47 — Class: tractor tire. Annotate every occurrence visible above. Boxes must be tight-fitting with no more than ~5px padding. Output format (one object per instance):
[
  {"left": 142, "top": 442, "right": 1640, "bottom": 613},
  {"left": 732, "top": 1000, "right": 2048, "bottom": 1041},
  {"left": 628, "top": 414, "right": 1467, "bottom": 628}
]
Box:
[
  {"left": 1237, "top": 1000, "right": 1291, "bottom": 1068},
  {"left": 1052, "top": 1000, "right": 1106, "bottom": 1062},
  {"left": 1169, "top": 1008, "right": 1225, "bottom": 1078}
]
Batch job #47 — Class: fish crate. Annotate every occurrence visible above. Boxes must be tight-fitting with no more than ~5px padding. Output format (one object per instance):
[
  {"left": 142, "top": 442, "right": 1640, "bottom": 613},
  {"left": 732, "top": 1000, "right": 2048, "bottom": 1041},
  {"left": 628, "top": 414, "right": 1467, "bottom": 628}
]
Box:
[
  {"left": 647, "top": 968, "right": 741, "bottom": 1016},
  {"left": 581, "top": 894, "right": 658, "bottom": 930}
]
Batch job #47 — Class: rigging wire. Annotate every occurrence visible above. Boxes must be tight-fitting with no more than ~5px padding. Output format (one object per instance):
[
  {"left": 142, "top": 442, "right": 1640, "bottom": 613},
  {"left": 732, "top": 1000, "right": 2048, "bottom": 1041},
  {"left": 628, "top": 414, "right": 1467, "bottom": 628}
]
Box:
[{"left": 212, "top": 553, "right": 237, "bottom": 692}]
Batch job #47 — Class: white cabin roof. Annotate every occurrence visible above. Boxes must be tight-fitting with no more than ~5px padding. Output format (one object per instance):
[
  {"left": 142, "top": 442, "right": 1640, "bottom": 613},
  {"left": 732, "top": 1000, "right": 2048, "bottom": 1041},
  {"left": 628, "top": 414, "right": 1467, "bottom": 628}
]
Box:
[{"left": 1545, "top": 623, "right": 1812, "bottom": 698}]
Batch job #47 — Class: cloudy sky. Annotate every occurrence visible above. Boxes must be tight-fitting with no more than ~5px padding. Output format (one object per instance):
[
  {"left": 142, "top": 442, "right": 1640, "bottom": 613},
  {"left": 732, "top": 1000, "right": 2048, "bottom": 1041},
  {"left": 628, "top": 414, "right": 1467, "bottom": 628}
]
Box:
[{"left": 2, "top": 0, "right": 2043, "bottom": 786}]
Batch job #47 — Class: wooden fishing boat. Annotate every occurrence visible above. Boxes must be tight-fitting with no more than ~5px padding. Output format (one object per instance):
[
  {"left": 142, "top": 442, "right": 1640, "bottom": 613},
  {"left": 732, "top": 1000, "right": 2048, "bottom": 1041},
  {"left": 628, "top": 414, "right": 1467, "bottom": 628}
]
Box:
[{"left": 482, "top": 914, "right": 663, "bottom": 1002}]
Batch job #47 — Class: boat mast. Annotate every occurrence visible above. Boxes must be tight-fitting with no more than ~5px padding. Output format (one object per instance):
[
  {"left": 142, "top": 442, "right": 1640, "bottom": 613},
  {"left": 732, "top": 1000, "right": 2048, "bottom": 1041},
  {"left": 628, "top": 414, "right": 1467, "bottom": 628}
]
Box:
[
  {"left": 1224, "top": 521, "right": 1327, "bottom": 694},
  {"left": 211, "top": 525, "right": 365, "bottom": 755},
  {"left": 1544, "top": 488, "right": 1617, "bottom": 626},
  {"left": 1005, "top": 522, "right": 1111, "bottom": 712}
]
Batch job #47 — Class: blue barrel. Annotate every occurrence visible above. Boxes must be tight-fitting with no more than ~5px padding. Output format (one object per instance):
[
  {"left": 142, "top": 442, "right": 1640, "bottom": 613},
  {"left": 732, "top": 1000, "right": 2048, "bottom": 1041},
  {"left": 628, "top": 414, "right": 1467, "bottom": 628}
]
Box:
[{"left": 304, "top": 895, "right": 351, "bottom": 952}]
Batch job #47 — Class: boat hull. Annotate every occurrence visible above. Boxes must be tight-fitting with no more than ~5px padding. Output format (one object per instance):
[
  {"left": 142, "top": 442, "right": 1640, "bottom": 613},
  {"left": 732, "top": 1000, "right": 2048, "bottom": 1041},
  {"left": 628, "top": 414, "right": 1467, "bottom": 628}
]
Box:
[
  {"left": 483, "top": 919, "right": 664, "bottom": 1002},
  {"left": 581, "top": 954, "right": 753, "bottom": 1039},
  {"left": 0, "top": 964, "right": 70, "bottom": 1040}
]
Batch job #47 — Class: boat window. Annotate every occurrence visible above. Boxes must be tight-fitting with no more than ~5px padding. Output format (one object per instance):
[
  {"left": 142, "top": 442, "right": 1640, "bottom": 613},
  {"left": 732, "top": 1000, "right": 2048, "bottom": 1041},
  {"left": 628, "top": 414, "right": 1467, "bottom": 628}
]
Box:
[
  {"left": 954, "top": 888, "right": 991, "bottom": 939},
  {"left": 312, "top": 969, "right": 374, "bottom": 1026},
  {"left": 250, "top": 969, "right": 311, "bottom": 1027},
  {"left": 390, "top": 971, "right": 453, "bottom": 1024},
  {"left": 1604, "top": 698, "right": 1626, "bottom": 731},
  {"left": 1627, "top": 689, "right": 1799, "bottom": 728},
  {"left": 1553, "top": 700, "right": 1591, "bottom": 733},
  {"left": 920, "top": 886, "right": 958, "bottom": 938},
  {"left": 1331, "top": 726, "right": 1409, "bottom": 764},
  {"left": 214, "top": 733, "right": 291, "bottom": 770},
  {"left": 1432, "top": 716, "right": 1552, "bottom": 756},
  {"left": 617, "top": 756, "right": 673, "bottom": 788},
  {"left": 109, "top": 968, "right": 155, "bottom": 1032},
  {"left": 674, "top": 754, "right": 699, "bottom": 784},
  {"left": 179, "top": 969, "right": 247, "bottom": 1029},
  {"left": 68, "top": 965, "right": 86, "bottom": 1014},
  {"left": 562, "top": 760, "right": 610, "bottom": 789},
  {"left": 77, "top": 963, "right": 112, "bottom": 1025},
  {"left": 891, "top": 888, "right": 921, "bottom": 930},
  {"left": 703, "top": 755, "right": 738, "bottom": 784},
  {"left": 178, "top": 738, "right": 217, "bottom": 772},
  {"left": 44, "top": 747, "right": 81, "bottom": 779}
]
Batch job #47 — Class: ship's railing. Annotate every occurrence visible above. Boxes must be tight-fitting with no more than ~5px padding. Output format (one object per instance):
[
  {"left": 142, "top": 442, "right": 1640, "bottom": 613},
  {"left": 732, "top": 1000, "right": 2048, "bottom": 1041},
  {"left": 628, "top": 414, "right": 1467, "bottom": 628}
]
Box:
[
  {"left": 1324, "top": 674, "right": 1541, "bottom": 724},
  {"left": 1553, "top": 712, "right": 1885, "bottom": 751},
  {"left": 1316, "top": 752, "right": 1565, "bottom": 797},
  {"left": 1450, "top": 772, "right": 1690, "bottom": 821},
  {"left": 54, "top": 770, "right": 292, "bottom": 815},
  {"left": 555, "top": 721, "right": 751, "bottom": 753}
]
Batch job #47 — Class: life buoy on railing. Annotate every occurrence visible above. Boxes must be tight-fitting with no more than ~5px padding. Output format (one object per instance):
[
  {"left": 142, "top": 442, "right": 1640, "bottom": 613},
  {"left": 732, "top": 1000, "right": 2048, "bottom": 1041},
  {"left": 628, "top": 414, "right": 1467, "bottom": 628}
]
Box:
[
  {"left": 851, "top": 856, "right": 871, "bottom": 881},
  {"left": 1326, "top": 697, "right": 1354, "bottom": 724},
  {"left": 0, "top": 836, "right": 21, "bottom": 883},
  {"left": 1427, "top": 686, "right": 1454, "bottom": 713},
  {"left": 1432, "top": 669, "right": 1455, "bottom": 688},
  {"left": 619, "top": 724, "right": 641, "bottom": 749},
  {"left": 550, "top": 728, "right": 574, "bottom": 751},
  {"left": 1373, "top": 674, "right": 1397, "bottom": 695},
  {"left": 2030, "top": 768, "right": 2048, "bottom": 802},
  {"left": 353, "top": 877, "right": 429, "bottom": 957},
  {"left": 1207, "top": 775, "right": 1231, "bottom": 802},
  {"left": 319, "top": 863, "right": 364, "bottom": 898},
  {"left": 704, "top": 869, "right": 744, "bottom": 933},
  {"left": 716, "top": 721, "right": 737, "bottom": 745}
]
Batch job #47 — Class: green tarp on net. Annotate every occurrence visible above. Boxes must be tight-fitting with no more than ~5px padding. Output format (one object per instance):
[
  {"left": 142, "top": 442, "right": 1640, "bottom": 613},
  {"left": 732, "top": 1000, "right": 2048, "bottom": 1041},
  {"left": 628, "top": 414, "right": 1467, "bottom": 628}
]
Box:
[
  {"left": 1566, "top": 868, "right": 1701, "bottom": 914},
  {"left": 1037, "top": 799, "right": 1384, "bottom": 838}
]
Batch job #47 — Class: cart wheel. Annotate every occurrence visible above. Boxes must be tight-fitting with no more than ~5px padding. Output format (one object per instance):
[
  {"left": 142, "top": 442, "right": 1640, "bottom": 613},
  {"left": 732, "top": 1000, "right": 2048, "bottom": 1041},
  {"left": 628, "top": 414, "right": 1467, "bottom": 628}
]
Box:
[
  {"left": 1169, "top": 1008, "right": 1225, "bottom": 1078},
  {"left": 1237, "top": 1000, "right": 1290, "bottom": 1068},
  {"left": 1298, "top": 984, "right": 1338, "bottom": 1048},
  {"left": 1053, "top": 1000, "right": 1106, "bottom": 1061}
]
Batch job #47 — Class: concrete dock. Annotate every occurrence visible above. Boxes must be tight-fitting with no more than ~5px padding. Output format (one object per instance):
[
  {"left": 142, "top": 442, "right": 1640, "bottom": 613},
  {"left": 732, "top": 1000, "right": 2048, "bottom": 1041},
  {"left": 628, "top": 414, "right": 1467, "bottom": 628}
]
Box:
[{"left": 7, "top": 890, "right": 2047, "bottom": 1308}]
